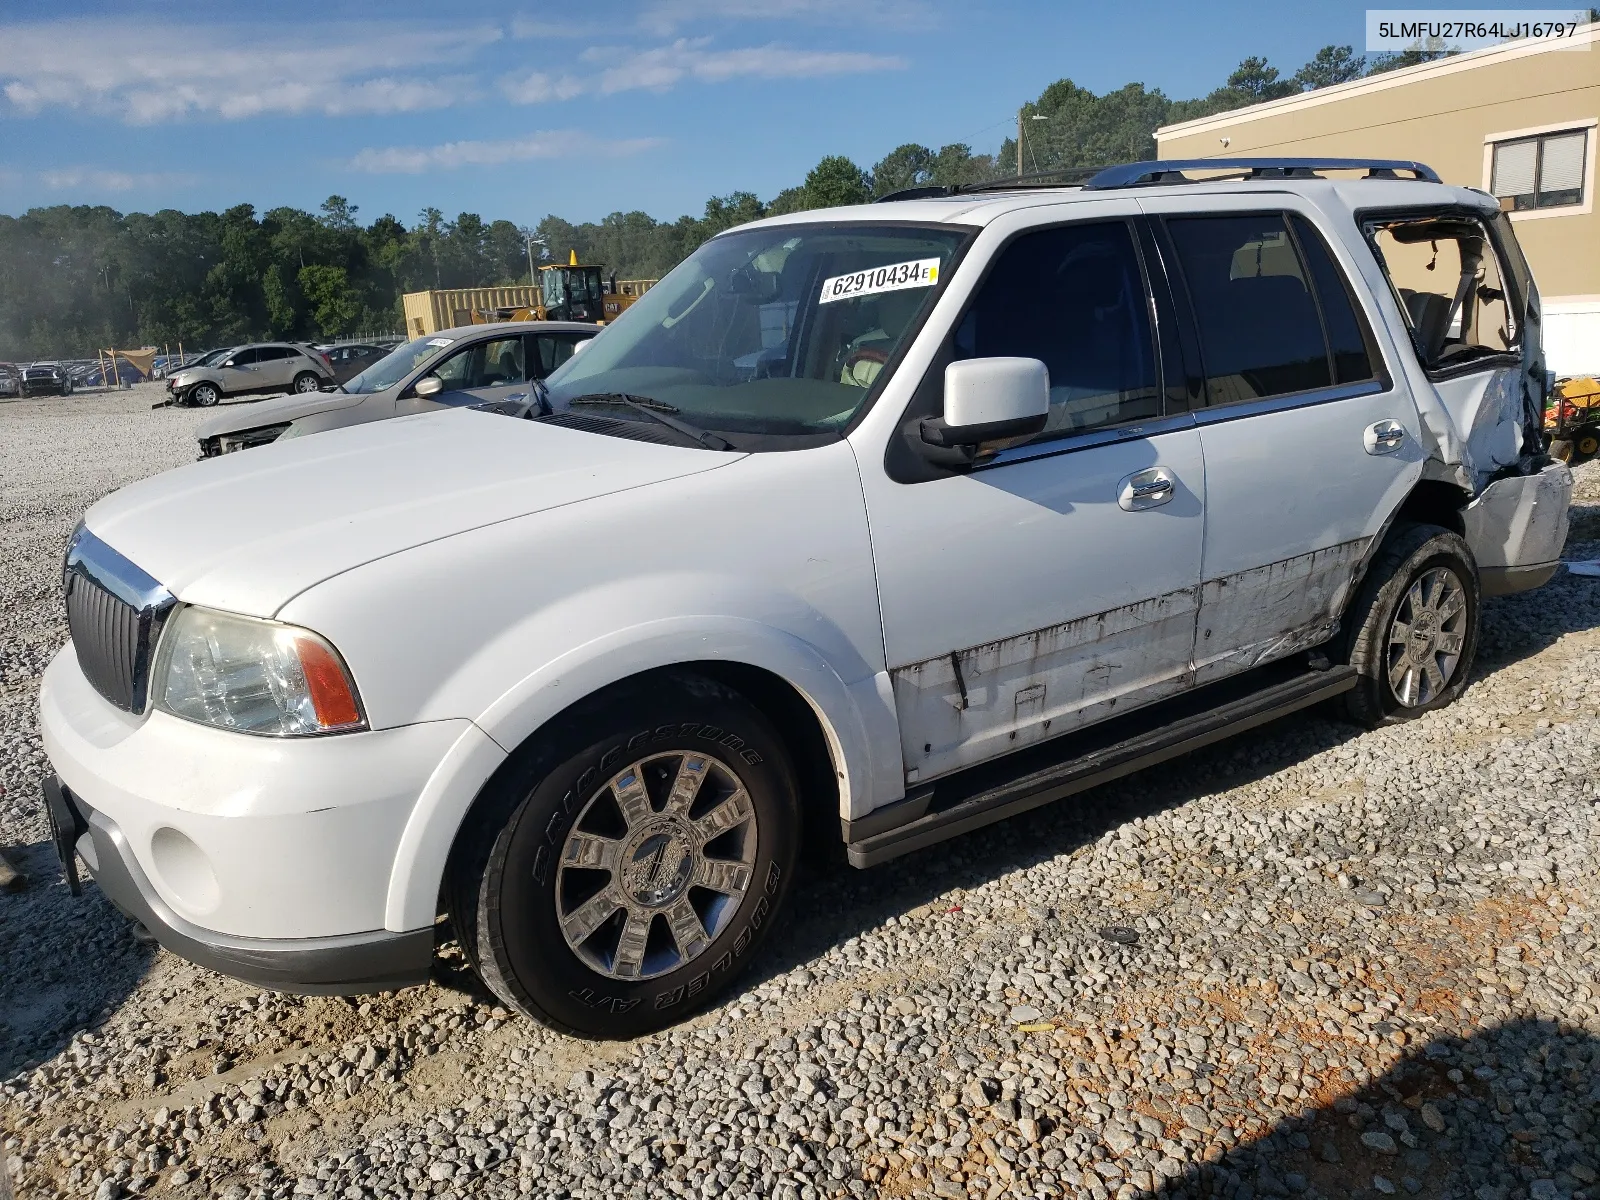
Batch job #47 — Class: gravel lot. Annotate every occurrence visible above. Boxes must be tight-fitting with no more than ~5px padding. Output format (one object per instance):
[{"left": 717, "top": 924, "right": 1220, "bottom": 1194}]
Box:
[{"left": 2, "top": 384, "right": 1598, "bottom": 1200}]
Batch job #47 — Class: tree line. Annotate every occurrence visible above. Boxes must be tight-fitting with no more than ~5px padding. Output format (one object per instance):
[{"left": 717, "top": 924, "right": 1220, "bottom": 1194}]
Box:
[{"left": 0, "top": 42, "right": 1460, "bottom": 360}]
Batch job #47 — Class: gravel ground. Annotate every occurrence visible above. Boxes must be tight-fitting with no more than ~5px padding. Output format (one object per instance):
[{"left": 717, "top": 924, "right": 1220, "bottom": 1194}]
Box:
[{"left": 2, "top": 384, "right": 1598, "bottom": 1200}]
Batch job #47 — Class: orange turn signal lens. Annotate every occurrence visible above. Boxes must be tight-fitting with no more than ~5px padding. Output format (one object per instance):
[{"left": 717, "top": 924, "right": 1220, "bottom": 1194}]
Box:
[{"left": 293, "top": 634, "right": 365, "bottom": 731}]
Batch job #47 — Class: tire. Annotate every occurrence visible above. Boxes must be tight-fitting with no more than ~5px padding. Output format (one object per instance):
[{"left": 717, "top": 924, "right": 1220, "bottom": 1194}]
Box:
[
  {"left": 189, "top": 382, "right": 220, "bottom": 407},
  {"left": 446, "top": 671, "right": 800, "bottom": 1038},
  {"left": 1341, "top": 522, "right": 1480, "bottom": 728},
  {"left": 291, "top": 372, "right": 322, "bottom": 395}
]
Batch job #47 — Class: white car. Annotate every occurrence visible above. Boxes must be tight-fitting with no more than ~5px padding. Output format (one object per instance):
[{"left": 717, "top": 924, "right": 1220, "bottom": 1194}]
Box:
[{"left": 41, "top": 158, "right": 1571, "bottom": 1037}]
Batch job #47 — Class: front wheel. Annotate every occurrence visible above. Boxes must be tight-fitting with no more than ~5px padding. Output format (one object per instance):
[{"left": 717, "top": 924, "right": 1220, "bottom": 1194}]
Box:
[
  {"left": 291, "top": 372, "right": 322, "bottom": 394},
  {"left": 1341, "top": 522, "right": 1480, "bottom": 727},
  {"left": 447, "top": 672, "right": 800, "bottom": 1038},
  {"left": 189, "top": 382, "right": 220, "bottom": 407}
]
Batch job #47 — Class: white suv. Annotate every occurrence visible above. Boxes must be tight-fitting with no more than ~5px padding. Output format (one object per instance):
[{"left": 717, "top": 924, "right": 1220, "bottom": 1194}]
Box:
[{"left": 40, "top": 159, "right": 1572, "bottom": 1037}]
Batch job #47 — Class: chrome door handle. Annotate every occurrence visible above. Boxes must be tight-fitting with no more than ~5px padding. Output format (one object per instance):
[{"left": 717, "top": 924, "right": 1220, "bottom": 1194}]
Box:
[
  {"left": 1118, "top": 467, "right": 1177, "bottom": 512},
  {"left": 1364, "top": 419, "right": 1406, "bottom": 455}
]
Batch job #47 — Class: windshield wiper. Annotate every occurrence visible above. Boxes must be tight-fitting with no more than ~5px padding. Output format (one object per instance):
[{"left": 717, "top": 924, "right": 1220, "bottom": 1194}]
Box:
[{"left": 568, "top": 393, "right": 733, "bottom": 451}]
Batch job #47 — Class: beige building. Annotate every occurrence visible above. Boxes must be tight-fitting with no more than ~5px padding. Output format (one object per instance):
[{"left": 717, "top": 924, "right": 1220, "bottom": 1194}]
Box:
[{"left": 1156, "top": 24, "right": 1600, "bottom": 374}]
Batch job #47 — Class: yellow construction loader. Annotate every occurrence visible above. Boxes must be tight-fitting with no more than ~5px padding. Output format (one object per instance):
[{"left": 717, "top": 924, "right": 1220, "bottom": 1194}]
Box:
[{"left": 401, "top": 253, "right": 657, "bottom": 339}]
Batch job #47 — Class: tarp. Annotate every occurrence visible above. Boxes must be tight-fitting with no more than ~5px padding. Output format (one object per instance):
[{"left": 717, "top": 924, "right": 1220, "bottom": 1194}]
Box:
[{"left": 105, "top": 348, "right": 158, "bottom": 378}]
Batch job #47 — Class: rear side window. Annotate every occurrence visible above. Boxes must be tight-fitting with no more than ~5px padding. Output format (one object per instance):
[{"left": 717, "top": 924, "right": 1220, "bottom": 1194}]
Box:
[
  {"left": 1289, "top": 215, "right": 1377, "bottom": 385},
  {"left": 953, "top": 221, "right": 1159, "bottom": 436},
  {"left": 1166, "top": 214, "right": 1331, "bottom": 405}
]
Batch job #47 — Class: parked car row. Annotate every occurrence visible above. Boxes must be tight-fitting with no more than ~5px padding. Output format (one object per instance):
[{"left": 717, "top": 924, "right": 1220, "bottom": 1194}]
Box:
[{"left": 195, "top": 323, "right": 597, "bottom": 453}]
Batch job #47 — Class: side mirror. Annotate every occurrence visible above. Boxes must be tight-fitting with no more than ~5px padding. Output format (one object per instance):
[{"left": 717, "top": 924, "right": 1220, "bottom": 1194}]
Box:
[
  {"left": 220, "top": 360, "right": 235, "bottom": 368},
  {"left": 571, "top": 338, "right": 593, "bottom": 355},
  {"left": 414, "top": 375, "right": 444, "bottom": 398},
  {"left": 919, "top": 357, "right": 1049, "bottom": 456}
]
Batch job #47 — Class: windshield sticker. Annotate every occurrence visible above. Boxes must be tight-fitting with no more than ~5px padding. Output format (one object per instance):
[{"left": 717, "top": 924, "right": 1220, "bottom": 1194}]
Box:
[
  {"left": 817, "top": 258, "right": 940, "bottom": 305},
  {"left": 426, "top": 337, "right": 454, "bottom": 347}
]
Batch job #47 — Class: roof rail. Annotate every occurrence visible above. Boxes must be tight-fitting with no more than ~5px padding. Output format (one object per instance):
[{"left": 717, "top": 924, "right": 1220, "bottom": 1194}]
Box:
[
  {"left": 873, "top": 165, "right": 1104, "bottom": 203},
  {"left": 1083, "top": 157, "right": 1441, "bottom": 189}
]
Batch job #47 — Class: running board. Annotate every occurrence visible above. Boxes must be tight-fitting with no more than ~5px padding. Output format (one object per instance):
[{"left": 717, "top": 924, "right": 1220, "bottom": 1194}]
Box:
[{"left": 846, "top": 664, "right": 1357, "bottom": 868}]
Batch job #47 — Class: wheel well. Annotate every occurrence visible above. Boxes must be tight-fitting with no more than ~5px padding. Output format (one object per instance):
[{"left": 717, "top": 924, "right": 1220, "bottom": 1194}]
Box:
[
  {"left": 1392, "top": 480, "right": 1469, "bottom": 537},
  {"left": 686, "top": 660, "right": 842, "bottom": 860},
  {"left": 440, "top": 661, "right": 844, "bottom": 917}
]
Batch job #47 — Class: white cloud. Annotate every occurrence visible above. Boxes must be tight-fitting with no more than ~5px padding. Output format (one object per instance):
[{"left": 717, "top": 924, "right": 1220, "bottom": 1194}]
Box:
[
  {"left": 0, "top": 19, "right": 501, "bottom": 124},
  {"left": 636, "top": 0, "right": 935, "bottom": 35},
  {"left": 35, "top": 166, "right": 198, "bottom": 191},
  {"left": 348, "top": 130, "right": 663, "bottom": 174},
  {"left": 499, "top": 71, "right": 587, "bottom": 104},
  {"left": 587, "top": 38, "right": 906, "bottom": 94}
]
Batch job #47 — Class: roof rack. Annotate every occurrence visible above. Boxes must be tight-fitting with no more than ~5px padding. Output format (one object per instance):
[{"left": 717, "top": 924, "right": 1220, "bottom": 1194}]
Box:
[
  {"left": 872, "top": 157, "right": 1441, "bottom": 204},
  {"left": 1082, "top": 157, "right": 1441, "bottom": 189},
  {"left": 874, "top": 165, "right": 1103, "bottom": 203}
]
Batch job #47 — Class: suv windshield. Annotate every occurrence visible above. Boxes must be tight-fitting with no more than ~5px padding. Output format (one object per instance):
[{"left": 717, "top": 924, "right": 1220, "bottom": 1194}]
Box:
[
  {"left": 343, "top": 337, "right": 454, "bottom": 394},
  {"left": 542, "top": 222, "right": 969, "bottom": 442}
]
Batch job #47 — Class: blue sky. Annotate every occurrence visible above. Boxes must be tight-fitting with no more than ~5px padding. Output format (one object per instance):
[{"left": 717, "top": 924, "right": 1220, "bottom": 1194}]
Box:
[{"left": 0, "top": 0, "right": 1384, "bottom": 227}]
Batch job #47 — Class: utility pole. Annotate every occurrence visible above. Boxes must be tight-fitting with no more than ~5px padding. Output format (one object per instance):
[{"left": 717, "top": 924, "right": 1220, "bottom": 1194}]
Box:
[{"left": 1017, "top": 107, "right": 1025, "bottom": 180}]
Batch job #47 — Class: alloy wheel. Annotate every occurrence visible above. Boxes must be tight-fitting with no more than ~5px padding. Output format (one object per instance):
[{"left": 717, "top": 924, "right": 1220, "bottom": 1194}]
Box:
[
  {"left": 555, "top": 751, "right": 758, "bottom": 981},
  {"left": 1385, "top": 566, "right": 1468, "bottom": 707}
]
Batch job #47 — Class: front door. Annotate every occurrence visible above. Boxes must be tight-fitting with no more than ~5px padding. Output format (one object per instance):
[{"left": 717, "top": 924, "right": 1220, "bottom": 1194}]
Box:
[
  {"left": 402, "top": 335, "right": 536, "bottom": 416},
  {"left": 860, "top": 216, "right": 1206, "bottom": 784},
  {"left": 1145, "top": 203, "right": 1424, "bottom": 683},
  {"left": 214, "top": 347, "right": 261, "bottom": 395}
]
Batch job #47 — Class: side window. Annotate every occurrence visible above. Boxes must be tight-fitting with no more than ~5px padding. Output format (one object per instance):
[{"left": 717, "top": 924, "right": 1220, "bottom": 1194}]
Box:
[
  {"left": 430, "top": 337, "right": 526, "bottom": 389},
  {"left": 1366, "top": 214, "right": 1517, "bottom": 371},
  {"left": 260, "top": 347, "right": 292, "bottom": 361},
  {"left": 530, "top": 334, "right": 583, "bottom": 377},
  {"left": 1166, "top": 214, "right": 1332, "bottom": 405},
  {"left": 431, "top": 344, "right": 479, "bottom": 388},
  {"left": 229, "top": 348, "right": 261, "bottom": 366},
  {"left": 953, "top": 221, "right": 1159, "bottom": 436},
  {"left": 1288, "top": 216, "right": 1378, "bottom": 385}
]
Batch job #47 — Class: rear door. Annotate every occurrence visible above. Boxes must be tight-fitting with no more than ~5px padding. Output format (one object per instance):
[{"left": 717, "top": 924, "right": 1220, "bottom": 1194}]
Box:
[{"left": 1144, "top": 199, "right": 1423, "bottom": 682}]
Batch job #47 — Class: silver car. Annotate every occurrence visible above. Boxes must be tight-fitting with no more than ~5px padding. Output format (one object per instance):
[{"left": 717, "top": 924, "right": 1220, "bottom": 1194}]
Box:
[
  {"left": 167, "top": 343, "right": 335, "bottom": 408},
  {"left": 195, "top": 321, "right": 597, "bottom": 455}
]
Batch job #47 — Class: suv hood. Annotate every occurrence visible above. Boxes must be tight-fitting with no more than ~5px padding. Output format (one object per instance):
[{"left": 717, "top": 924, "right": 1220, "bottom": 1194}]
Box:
[
  {"left": 195, "top": 387, "right": 365, "bottom": 436},
  {"left": 85, "top": 409, "right": 741, "bottom": 618}
]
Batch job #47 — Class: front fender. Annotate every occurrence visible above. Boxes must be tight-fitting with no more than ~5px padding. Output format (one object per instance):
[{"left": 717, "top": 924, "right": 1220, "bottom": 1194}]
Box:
[{"left": 380, "top": 613, "right": 900, "bottom": 932}]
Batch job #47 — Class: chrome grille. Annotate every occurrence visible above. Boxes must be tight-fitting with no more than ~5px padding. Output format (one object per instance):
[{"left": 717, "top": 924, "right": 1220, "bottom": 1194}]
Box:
[{"left": 62, "top": 525, "right": 175, "bottom": 713}]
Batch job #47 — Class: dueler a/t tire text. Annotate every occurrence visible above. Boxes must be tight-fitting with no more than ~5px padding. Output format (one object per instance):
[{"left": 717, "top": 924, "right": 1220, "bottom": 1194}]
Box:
[
  {"left": 446, "top": 671, "right": 800, "bottom": 1039},
  {"left": 1341, "top": 522, "right": 1480, "bottom": 727}
]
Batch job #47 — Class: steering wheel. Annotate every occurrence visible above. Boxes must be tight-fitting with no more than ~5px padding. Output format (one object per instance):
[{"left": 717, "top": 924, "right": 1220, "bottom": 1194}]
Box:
[{"left": 840, "top": 347, "right": 889, "bottom": 387}]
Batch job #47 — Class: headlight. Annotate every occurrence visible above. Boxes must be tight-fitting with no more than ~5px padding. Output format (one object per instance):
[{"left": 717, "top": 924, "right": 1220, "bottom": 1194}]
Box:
[{"left": 154, "top": 606, "right": 366, "bottom": 736}]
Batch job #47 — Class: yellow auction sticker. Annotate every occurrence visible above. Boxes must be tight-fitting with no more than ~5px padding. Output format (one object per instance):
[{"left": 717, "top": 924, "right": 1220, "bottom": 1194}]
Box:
[{"left": 817, "top": 258, "right": 940, "bottom": 305}]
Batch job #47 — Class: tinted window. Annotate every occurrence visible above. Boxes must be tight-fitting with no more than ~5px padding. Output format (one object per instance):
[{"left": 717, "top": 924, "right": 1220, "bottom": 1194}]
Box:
[
  {"left": 1168, "top": 214, "right": 1331, "bottom": 405},
  {"left": 229, "top": 348, "right": 260, "bottom": 366},
  {"left": 953, "top": 221, "right": 1158, "bottom": 436},
  {"left": 1289, "top": 216, "right": 1376, "bottom": 384},
  {"left": 530, "top": 334, "right": 585, "bottom": 377},
  {"left": 261, "top": 347, "right": 294, "bottom": 361}
]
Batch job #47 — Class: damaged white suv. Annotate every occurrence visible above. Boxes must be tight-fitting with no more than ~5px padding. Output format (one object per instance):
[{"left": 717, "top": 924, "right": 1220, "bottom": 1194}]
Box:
[{"left": 41, "top": 158, "right": 1571, "bottom": 1037}]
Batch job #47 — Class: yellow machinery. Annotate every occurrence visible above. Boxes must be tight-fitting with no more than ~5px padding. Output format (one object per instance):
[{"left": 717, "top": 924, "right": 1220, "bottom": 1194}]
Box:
[
  {"left": 401, "top": 253, "right": 657, "bottom": 339},
  {"left": 1546, "top": 375, "right": 1600, "bottom": 465}
]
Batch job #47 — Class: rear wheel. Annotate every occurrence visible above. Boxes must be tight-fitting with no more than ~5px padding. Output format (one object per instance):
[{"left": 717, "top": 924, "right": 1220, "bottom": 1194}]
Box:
[
  {"left": 189, "top": 382, "right": 220, "bottom": 407},
  {"left": 446, "top": 672, "right": 800, "bottom": 1038},
  {"left": 291, "top": 372, "right": 322, "bottom": 394},
  {"left": 1341, "top": 522, "right": 1480, "bottom": 727}
]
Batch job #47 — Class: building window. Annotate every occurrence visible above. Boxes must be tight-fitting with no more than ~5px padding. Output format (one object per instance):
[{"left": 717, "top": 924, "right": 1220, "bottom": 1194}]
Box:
[{"left": 1491, "top": 129, "right": 1588, "bottom": 210}]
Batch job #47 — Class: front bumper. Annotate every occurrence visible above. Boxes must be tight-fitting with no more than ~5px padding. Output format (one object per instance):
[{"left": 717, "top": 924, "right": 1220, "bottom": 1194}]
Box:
[
  {"left": 43, "top": 776, "right": 434, "bottom": 993},
  {"left": 40, "top": 643, "right": 470, "bottom": 943}
]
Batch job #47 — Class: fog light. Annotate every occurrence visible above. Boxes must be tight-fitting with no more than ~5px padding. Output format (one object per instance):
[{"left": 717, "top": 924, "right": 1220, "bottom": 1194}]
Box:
[{"left": 149, "top": 826, "right": 220, "bottom": 914}]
